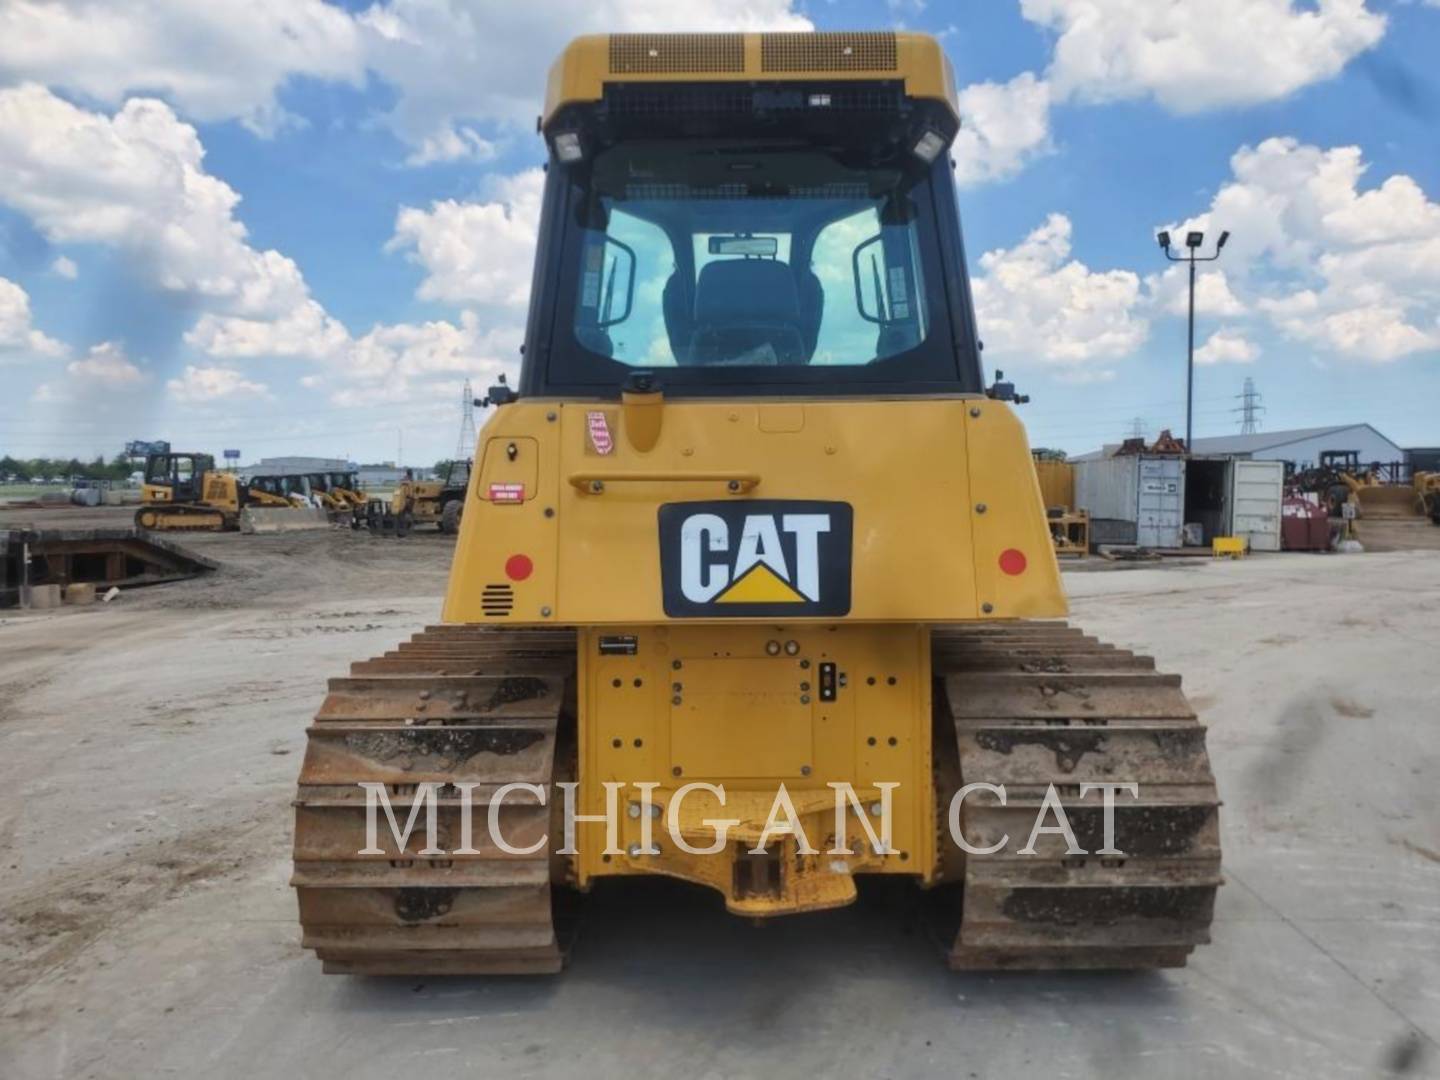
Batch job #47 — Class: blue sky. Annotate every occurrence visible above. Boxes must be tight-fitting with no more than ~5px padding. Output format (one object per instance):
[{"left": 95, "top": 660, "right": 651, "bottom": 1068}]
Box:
[{"left": 1, "top": 0, "right": 1437, "bottom": 466}]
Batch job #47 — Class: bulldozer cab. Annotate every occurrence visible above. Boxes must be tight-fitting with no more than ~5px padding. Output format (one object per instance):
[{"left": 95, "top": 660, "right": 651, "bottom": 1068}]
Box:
[
  {"left": 143, "top": 452, "right": 215, "bottom": 504},
  {"left": 522, "top": 63, "right": 979, "bottom": 397}
]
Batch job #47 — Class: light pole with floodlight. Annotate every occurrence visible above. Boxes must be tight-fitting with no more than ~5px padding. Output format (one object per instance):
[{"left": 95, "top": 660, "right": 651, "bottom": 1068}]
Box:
[{"left": 1157, "top": 229, "right": 1229, "bottom": 450}]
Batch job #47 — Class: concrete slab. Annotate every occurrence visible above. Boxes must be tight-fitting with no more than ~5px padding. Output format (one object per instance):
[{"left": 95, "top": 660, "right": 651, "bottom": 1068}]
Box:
[{"left": 62, "top": 582, "right": 96, "bottom": 605}]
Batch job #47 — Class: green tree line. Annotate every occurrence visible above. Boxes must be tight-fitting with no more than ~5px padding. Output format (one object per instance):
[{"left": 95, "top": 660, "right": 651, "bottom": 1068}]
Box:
[{"left": 0, "top": 453, "right": 137, "bottom": 483}]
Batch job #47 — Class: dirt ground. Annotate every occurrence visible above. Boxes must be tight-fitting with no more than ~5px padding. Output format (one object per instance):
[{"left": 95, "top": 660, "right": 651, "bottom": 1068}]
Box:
[{"left": 1, "top": 505, "right": 1438, "bottom": 1079}]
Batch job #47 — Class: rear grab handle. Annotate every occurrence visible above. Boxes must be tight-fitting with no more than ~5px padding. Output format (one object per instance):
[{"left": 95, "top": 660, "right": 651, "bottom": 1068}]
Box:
[{"left": 567, "top": 472, "right": 760, "bottom": 495}]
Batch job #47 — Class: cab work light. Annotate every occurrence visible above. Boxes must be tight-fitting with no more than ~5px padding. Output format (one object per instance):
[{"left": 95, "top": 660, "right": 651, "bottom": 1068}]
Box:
[
  {"left": 911, "top": 130, "right": 946, "bottom": 164},
  {"left": 554, "top": 132, "right": 584, "bottom": 163}
]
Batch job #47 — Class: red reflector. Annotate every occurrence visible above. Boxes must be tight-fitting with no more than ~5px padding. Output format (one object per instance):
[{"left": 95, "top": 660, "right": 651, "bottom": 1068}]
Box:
[
  {"left": 505, "top": 554, "right": 533, "bottom": 581},
  {"left": 999, "top": 549, "right": 1027, "bottom": 576}
]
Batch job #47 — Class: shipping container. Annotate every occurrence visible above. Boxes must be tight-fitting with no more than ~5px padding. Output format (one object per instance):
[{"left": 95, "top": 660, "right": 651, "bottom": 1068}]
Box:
[
  {"left": 1074, "top": 455, "right": 1186, "bottom": 549},
  {"left": 1227, "top": 459, "right": 1284, "bottom": 551},
  {"left": 1183, "top": 457, "right": 1283, "bottom": 551}
]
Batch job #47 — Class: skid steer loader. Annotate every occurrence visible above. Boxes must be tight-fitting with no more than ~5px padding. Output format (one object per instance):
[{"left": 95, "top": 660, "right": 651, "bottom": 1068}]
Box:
[{"left": 292, "top": 31, "right": 1221, "bottom": 974}]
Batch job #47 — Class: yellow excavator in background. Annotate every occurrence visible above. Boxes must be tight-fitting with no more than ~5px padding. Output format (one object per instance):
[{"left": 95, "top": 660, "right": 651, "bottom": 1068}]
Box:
[{"left": 292, "top": 31, "right": 1220, "bottom": 975}]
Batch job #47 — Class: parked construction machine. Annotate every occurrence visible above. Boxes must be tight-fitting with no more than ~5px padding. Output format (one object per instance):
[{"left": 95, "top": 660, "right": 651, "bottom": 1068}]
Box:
[
  {"left": 292, "top": 31, "right": 1220, "bottom": 975},
  {"left": 1417, "top": 472, "right": 1440, "bottom": 524},
  {"left": 136, "top": 451, "right": 245, "bottom": 531},
  {"left": 305, "top": 472, "right": 367, "bottom": 524},
  {"left": 1292, "top": 450, "right": 1430, "bottom": 524},
  {"left": 363, "top": 459, "right": 470, "bottom": 536},
  {"left": 137, "top": 452, "right": 327, "bottom": 532}
]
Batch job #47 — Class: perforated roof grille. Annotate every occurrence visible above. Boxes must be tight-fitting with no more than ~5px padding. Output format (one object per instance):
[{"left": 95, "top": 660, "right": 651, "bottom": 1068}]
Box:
[
  {"left": 624, "top": 182, "right": 872, "bottom": 201},
  {"left": 761, "top": 32, "right": 898, "bottom": 73},
  {"left": 610, "top": 34, "right": 745, "bottom": 74},
  {"left": 602, "top": 84, "right": 904, "bottom": 117}
]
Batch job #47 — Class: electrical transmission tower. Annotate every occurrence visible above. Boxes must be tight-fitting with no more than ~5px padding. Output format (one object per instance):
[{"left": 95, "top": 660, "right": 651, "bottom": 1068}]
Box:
[
  {"left": 1233, "top": 377, "right": 1265, "bottom": 434},
  {"left": 1128, "top": 417, "right": 1147, "bottom": 439},
  {"left": 456, "top": 379, "right": 478, "bottom": 461}
]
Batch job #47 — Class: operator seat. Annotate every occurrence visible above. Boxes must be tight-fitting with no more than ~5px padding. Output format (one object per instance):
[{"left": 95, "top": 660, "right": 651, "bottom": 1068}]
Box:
[
  {"left": 661, "top": 271, "right": 693, "bottom": 360},
  {"left": 684, "top": 259, "right": 807, "bottom": 366},
  {"left": 795, "top": 266, "right": 824, "bottom": 359}
]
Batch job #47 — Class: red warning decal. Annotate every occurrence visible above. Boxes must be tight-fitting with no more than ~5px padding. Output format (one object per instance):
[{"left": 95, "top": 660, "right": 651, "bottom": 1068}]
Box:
[
  {"left": 587, "top": 410, "right": 614, "bottom": 455},
  {"left": 488, "top": 483, "right": 525, "bottom": 504}
]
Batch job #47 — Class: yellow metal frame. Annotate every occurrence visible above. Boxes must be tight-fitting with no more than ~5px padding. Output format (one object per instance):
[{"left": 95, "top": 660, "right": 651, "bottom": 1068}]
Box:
[
  {"left": 543, "top": 31, "right": 958, "bottom": 130},
  {"left": 575, "top": 623, "right": 934, "bottom": 912},
  {"left": 1049, "top": 510, "right": 1089, "bottom": 558},
  {"left": 1212, "top": 536, "right": 1246, "bottom": 559}
]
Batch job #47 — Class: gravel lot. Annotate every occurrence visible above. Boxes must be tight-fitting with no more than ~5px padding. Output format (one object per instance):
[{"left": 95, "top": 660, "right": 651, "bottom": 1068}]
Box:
[{"left": 1, "top": 506, "right": 1437, "bottom": 1079}]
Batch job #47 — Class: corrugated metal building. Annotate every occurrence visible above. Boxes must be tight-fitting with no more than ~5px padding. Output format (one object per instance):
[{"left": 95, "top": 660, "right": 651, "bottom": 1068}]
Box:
[
  {"left": 1188, "top": 425, "right": 1405, "bottom": 468},
  {"left": 1074, "top": 424, "right": 1404, "bottom": 469},
  {"left": 358, "top": 463, "right": 408, "bottom": 487},
  {"left": 1408, "top": 447, "right": 1440, "bottom": 473},
  {"left": 242, "top": 456, "right": 355, "bottom": 479}
]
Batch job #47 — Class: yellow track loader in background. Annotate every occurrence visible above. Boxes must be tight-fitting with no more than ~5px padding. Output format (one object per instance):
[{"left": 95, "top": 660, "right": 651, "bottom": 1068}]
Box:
[
  {"left": 292, "top": 31, "right": 1220, "bottom": 974},
  {"left": 136, "top": 452, "right": 244, "bottom": 531}
]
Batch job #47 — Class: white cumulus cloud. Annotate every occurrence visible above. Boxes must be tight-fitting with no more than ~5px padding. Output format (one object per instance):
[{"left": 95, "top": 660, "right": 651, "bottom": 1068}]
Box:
[
  {"left": 0, "top": 276, "right": 66, "bottom": 360},
  {"left": 1173, "top": 136, "right": 1440, "bottom": 361},
  {"left": 971, "top": 213, "right": 1148, "bottom": 372},
  {"left": 0, "top": 0, "right": 365, "bottom": 136},
  {"left": 1023, "top": 0, "right": 1386, "bottom": 112},
  {"left": 0, "top": 85, "right": 324, "bottom": 322},
  {"left": 33, "top": 341, "right": 145, "bottom": 402},
  {"left": 166, "top": 364, "right": 269, "bottom": 403},
  {"left": 1148, "top": 266, "right": 1247, "bottom": 317},
  {"left": 50, "top": 255, "right": 78, "bottom": 280},
  {"left": 387, "top": 170, "right": 545, "bottom": 307},
  {"left": 67, "top": 341, "right": 146, "bottom": 385},
  {"left": 952, "top": 73, "right": 1053, "bottom": 187},
  {"left": 1195, "top": 328, "right": 1260, "bottom": 365}
]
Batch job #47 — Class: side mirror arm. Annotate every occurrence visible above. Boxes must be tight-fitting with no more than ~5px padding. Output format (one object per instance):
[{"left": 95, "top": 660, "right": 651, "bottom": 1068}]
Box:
[{"left": 985, "top": 369, "right": 1029, "bottom": 404}]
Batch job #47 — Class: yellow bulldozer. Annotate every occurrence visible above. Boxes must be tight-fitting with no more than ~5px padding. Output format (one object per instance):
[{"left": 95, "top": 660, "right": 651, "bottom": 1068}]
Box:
[{"left": 291, "top": 31, "right": 1220, "bottom": 974}]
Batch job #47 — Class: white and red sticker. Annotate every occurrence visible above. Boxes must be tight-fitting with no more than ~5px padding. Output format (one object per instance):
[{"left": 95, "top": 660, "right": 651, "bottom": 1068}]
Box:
[
  {"left": 488, "top": 483, "right": 525, "bottom": 504},
  {"left": 587, "top": 410, "right": 614, "bottom": 455}
]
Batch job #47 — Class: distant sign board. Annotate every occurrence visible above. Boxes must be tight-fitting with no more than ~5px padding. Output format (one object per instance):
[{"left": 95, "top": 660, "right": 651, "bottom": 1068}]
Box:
[
  {"left": 125, "top": 440, "right": 170, "bottom": 458},
  {"left": 223, "top": 449, "right": 241, "bottom": 460}
]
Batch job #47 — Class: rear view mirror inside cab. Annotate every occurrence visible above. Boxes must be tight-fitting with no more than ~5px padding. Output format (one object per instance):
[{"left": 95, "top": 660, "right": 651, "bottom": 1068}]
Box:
[{"left": 708, "top": 235, "right": 779, "bottom": 258}]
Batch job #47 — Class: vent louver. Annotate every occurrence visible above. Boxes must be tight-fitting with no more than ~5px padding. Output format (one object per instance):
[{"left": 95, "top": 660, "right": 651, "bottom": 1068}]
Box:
[{"left": 481, "top": 584, "right": 514, "bottom": 617}]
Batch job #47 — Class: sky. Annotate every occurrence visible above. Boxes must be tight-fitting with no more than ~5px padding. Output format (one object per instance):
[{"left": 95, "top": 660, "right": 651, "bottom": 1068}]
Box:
[{"left": 1, "top": 0, "right": 1438, "bottom": 466}]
